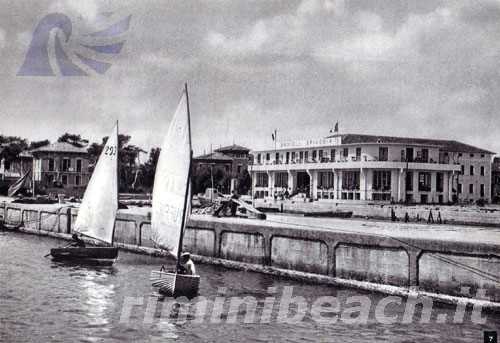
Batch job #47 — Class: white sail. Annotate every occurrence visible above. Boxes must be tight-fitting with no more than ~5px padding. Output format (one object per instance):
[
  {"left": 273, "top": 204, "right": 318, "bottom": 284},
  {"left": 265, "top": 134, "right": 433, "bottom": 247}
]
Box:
[
  {"left": 151, "top": 88, "right": 191, "bottom": 256},
  {"left": 75, "top": 123, "right": 119, "bottom": 244}
]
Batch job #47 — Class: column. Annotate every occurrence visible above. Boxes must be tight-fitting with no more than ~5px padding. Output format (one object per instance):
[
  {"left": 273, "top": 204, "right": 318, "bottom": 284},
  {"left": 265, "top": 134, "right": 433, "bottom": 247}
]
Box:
[
  {"left": 443, "top": 171, "right": 449, "bottom": 203},
  {"left": 391, "top": 169, "right": 399, "bottom": 202},
  {"left": 360, "top": 168, "right": 366, "bottom": 200},
  {"left": 448, "top": 171, "right": 454, "bottom": 203},
  {"left": 288, "top": 170, "right": 294, "bottom": 193},
  {"left": 413, "top": 171, "right": 419, "bottom": 203},
  {"left": 336, "top": 170, "right": 342, "bottom": 199},
  {"left": 398, "top": 168, "right": 405, "bottom": 202},
  {"left": 430, "top": 171, "right": 437, "bottom": 203},
  {"left": 311, "top": 170, "right": 318, "bottom": 199}
]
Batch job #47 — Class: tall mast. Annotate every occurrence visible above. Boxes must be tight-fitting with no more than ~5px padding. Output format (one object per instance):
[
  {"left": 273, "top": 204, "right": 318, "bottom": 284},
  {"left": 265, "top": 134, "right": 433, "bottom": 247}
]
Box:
[
  {"left": 111, "top": 120, "right": 119, "bottom": 246},
  {"left": 176, "top": 83, "right": 193, "bottom": 265}
]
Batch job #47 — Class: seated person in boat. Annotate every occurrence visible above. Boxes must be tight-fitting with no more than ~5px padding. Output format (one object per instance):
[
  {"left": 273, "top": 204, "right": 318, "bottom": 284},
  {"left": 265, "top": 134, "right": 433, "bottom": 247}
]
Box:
[
  {"left": 71, "top": 233, "right": 86, "bottom": 247},
  {"left": 178, "top": 252, "right": 196, "bottom": 275}
]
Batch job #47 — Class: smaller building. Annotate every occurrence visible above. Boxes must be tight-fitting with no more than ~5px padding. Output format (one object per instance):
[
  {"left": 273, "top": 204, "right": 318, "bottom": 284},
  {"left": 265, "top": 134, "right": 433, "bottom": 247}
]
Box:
[
  {"left": 492, "top": 157, "right": 500, "bottom": 203},
  {"left": 192, "top": 144, "right": 250, "bottom": 194},
  {"left": 28, "top": 142, "right": 91, "bottom": 197}
]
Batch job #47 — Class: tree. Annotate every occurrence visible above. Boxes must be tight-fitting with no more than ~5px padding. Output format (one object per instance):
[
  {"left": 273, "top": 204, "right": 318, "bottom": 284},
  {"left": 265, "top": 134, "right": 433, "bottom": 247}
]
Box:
[
  {"left": 57, "top": 133, "right": 88, "bottom": 147},
  {"left": 87, "top": 133, "right": 146, "bottom": 192},
  {"left": 237, "top": 170, "right": 251, "bottom": 195},
  {"left": 29, "top": 139, "right": 50, "bottom": 150},
  {"left": 139, "top": 147, "right": 161, "bottom": 190},
  {"left": 0, "top": 136, "right": 28, "bottom": 162}
]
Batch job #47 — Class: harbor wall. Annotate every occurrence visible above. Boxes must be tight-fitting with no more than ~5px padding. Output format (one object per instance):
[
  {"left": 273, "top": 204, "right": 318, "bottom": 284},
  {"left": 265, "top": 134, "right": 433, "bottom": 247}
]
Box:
[{"left": 2, "top": 202, "right": 499, "bottom": 303}]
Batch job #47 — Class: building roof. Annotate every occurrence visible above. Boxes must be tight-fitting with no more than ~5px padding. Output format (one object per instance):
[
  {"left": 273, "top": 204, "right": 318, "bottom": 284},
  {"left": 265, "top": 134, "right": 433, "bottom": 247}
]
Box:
[
  {"left": 214, "top": 144, "right": 250, "bottom": 153},
  {"left": 325, "top": 133, "right": 495, "bottom": 154},
  {"left": 29, "top": 141, "right": 88, "bottom": 154},
  {"left": 193, "top": 151, "right": 233, "bottom": 162}
]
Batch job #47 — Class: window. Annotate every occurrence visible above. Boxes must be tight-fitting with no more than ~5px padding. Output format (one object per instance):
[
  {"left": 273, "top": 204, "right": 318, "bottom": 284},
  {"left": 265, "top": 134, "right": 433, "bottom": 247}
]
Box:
[
  {"left": 458, "top": 153, "right": 462, "bottom": 157},
  {"left": 275, "top": 152, "right": 280, "bottom": 163},
  {"left": 275, "top": 172, "right": 288, "bottom": 188},
  {"left": 418, "top": 172, "right": 431, "bottom": 191},
  {"left": 480, "top": 184, "right": 485, "bottom": 197},
  {"left": 48, "top": 158, "right": 55, "bottom": 172},
  {"left": 62, "top": 158, "right": 70, "bottom": 172},
  {"left": 355, "top": 147, "right": 361, "bottom": 160},
  {"left": 318, "top": 150, "right": 323, "bottom": 160},
  {"left": 76, "top": 159, "right": 82, "bottom": 172},
  {"left": 461, "top": 165, "right": 464, "bottom": 175},
  {"left": 318, "top": 171, "right": 334, "bottom": 189},
  {"left": 225, "top": 165, "right": 229, "bottom": 172},
  {"left": 299, "top": 151, "right": 303, "bottom": 161},
  {"left": 400, "top": 150, "right": 405, "bottom": 162},
  {"left": 422, "top": 149, "right": 429, "bottom": 163},
  {"left": 378, "top": 147, "right": 388, "bottom": 161},
  {"left": 291, "top": 151, "right": 296, "bottom": 161},
  {"left": 436, "top": 172, "right": 444, "bottom": 192},
  {"left": 266, "top": 153, "right": 270, "bottom": 161},
  {"left": 343, "top": 148, "right": 348, "bottom": 158},
  {"left": 62, "top": 175, "right": 68, "bottom": 185},
  {"left": 458, "top": 183, "right": 462, "bottom": 194},
  {"left": 470, "top": 165, "right": 474, "bottom": 176},
  {"left": 480, "top": 166, "right": 485, "bottom": 176},
  {"left": 304, "top": 151, "right": 309, "bottom": 161},
  {"left": 406, "top": 171, "right": 413, "bottom": 191},
  {"left": 256, "top": 173, "right": 268, "bottom": 187},
  {"left": 237, "top": 165, "right": 242, "bottom": 173},
  {"left": 330, "top": 149, "right": 336, "bottom": 161},
  {"left": 75, "top": 175, "right": 81, "bottom": 186},
  {"left": 285, "top": 152, "right": 290, "bottom": 164},
  {"left": 470, "top": 153, "right": 474, "bottom": 158},
  {"left": 257, "top": 153, "right": 261, "bottom": 164},
  {"left": 406, "top": 148, "right": 414, "bottom": 162},
  {"left": 373, "top": 171, "right": 391, "bottom": 191},
  {"left": 342, "top": 171, "right": 360, "bottom": 190},
  {"left": 312, "top": 150, "right": 317, "bottom": 160},
  {"left": 469, "top": 184, "right": 474, "bottom": 194},
  {"left": 481, "top": 154, "right": 485, "bottom": 158}
]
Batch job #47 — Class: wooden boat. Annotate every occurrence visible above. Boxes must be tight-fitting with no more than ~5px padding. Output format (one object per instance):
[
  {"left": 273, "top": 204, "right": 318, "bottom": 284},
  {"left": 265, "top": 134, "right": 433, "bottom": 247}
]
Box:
[
  {"left": 50, "top": 247, "right": 118, "bottom": 265},
  {"left": 150, "top": 270, "right": 200, "bottom": 297},
  {"left": 149, "top": 84, "right": 200, "bottom": 298},
  {"left": 49, "top": 123, "right": 120, "bottom": 264}
]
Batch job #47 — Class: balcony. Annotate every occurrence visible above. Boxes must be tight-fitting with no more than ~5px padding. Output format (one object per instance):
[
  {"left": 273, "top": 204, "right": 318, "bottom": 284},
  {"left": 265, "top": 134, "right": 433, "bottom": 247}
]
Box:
[{"left": 251, "top": 159, "right": 461, "bottom": 173}]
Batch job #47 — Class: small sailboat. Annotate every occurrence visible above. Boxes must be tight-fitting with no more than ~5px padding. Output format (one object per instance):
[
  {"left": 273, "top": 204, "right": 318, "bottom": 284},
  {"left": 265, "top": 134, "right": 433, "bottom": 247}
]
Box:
[
  {"left": 50, "top": 123, "right": 120, "bottom": 265},
  {"left": 149, "top": 84, "right": 200, "bottom": 297}
]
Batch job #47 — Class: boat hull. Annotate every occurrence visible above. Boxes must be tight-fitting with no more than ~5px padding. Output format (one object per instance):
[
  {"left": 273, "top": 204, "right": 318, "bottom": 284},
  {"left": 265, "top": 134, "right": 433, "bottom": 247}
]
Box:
[
  {"left": 150, "top": 270, "right": 200, "bottom": 298},
  {"left": 50, "top": 247, "right": 118, "bottom": 265}
]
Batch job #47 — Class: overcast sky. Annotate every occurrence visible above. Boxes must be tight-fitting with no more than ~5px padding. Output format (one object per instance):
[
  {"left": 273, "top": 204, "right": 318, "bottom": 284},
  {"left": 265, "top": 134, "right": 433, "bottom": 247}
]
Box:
[{"left": 1, "top": 0, "right": 500, "bottom": 157}]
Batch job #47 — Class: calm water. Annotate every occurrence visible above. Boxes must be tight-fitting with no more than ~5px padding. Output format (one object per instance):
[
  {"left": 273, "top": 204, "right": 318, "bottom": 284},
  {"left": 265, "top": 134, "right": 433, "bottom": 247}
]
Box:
[{"left": 1, "top": 231, "right": 498, "bottom": 343}]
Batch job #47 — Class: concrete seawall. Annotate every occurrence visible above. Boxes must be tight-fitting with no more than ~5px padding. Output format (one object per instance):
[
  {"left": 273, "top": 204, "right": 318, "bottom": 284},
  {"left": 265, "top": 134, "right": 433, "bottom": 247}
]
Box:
[{"left": 2, "top": 201, "right": 499, "bottom": 306}]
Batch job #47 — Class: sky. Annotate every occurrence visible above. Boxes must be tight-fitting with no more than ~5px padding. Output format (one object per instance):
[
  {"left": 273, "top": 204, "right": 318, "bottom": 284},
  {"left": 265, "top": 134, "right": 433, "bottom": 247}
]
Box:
[{"left": 1, "top": 0, "right": 500, "bottom": 158}]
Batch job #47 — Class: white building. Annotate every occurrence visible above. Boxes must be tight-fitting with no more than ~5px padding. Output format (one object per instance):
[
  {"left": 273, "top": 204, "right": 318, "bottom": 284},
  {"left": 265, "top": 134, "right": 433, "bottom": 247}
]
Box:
[{"left": 250, "top": 134, "right": 494, "bottom": 204}]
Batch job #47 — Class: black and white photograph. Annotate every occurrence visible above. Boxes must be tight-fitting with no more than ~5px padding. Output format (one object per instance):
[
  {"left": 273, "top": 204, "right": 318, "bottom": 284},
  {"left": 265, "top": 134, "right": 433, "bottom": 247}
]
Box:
[{"left": 1, "top": 0, "right": 499, "bottom": 342}]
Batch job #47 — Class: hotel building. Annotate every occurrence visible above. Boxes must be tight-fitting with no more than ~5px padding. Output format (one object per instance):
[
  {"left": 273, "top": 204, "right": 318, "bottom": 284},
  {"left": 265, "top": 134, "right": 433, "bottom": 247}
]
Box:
[{"left": 250, "top": 134, "right": 494, "bottom": 204}]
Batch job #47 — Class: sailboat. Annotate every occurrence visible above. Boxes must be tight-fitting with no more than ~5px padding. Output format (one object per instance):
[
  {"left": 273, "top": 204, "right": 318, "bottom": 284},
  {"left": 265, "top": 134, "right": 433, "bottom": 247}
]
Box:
[
  {"left": 50, "top": 122, "right": 120, "bottom": 265},
  {"left": 149, "top": 84, "right": 200, "bottom": 297}
]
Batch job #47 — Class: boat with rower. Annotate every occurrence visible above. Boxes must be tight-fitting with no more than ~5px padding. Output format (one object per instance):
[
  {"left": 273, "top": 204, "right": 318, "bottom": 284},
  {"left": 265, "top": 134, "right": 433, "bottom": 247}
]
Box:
[
  {"left": 49, "top": 122, "right": 120, "bottom": 265},
  {"left": 149, "top": 83, "right": 200, "bottom": 297}
]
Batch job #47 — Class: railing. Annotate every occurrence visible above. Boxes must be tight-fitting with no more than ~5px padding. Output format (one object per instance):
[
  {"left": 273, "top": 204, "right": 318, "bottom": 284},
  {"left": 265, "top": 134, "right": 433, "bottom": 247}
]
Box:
[{"left": 253, "top": 156, "right": 460, "bottom": 166}]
